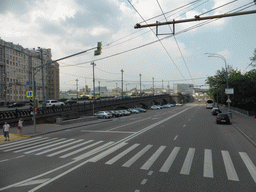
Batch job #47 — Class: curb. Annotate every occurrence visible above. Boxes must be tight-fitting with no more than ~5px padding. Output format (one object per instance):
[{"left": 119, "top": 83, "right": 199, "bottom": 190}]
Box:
[
  {"left": 28, "top": 119, "right": 113, "bottom": 137},
  {"left": 231, "top": 124, "right": 256, "bottom": 148}
]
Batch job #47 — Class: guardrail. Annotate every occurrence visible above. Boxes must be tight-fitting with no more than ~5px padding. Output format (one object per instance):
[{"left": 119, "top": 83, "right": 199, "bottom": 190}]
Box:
[{"left": 0, "top": 95, "right": 169, "bottom": 120}]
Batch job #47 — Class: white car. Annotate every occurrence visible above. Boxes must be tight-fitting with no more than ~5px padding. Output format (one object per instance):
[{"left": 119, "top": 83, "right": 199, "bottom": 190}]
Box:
[
  {"left": 46, "top": 100, "right": 65, "bottom": 107},
  {"left": 151, "top": 105, "right": 162, "bottom": 110},
  {"left": 94, "top": 111, "right": 112, "bottom": 119}
]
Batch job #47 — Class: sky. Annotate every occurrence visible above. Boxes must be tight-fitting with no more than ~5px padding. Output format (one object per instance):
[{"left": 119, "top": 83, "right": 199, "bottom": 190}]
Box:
[{"left": 0, "top": 0, "right": 256, "bottom": 91}]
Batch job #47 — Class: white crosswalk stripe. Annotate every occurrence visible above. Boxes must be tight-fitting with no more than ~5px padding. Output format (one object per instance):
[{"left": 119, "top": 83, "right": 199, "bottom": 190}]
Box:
[
  {"left": 123, "top": 145, "right": 153, "bottom": 167},
  {"left": 0, "top": 136, "right": 44, "bottom": 148},
  {"left": 180, "top": 148, "right": 195, "bottom": 175},
  {"left": 1, "top": 136, "right": 256, "bottom": 184},
  {"left": 6, "top": 138, "right": 58, "bottom": 152},
  {"left": 204, "top": 149, "right": 213, "bottom": 178},
  {"left": 159, "top": 147, "right": 180, "bottom": 173},
  {"left": 221, "top": 150, "right": 239, "bottom": 181}
]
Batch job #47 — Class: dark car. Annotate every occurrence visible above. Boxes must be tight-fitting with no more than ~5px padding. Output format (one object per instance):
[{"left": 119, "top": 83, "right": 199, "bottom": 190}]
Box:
[
  {"left": 211, "top": 108, "right": 222, "bottom": 116},
  {"left": 64, "top": 100, "right": 77, "bottom": 105},
  {"left": 110, "top": 110, "right": 121, "bottom": 117},
  {"left": 216, "top": 114, "right": 231, "bottom": 124},
  {"left": 8, "top": 102, "right": 25, "bottom": 108}
]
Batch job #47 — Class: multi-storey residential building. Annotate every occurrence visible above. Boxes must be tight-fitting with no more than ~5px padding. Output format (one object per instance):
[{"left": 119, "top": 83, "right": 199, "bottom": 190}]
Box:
[
  {"left": 173, "top": 83, "right": 194, "bottom": 94},
  {"left": 0, "top": 38, "right": 59, "bottom": 105}
]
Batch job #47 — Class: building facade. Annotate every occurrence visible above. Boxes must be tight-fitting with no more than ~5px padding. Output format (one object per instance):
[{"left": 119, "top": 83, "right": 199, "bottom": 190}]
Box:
[
  {"left": 173, "top": 83, "right": 194, "bottom": 94},
  {"left": 0, "top": 38, "right": 59, "bottom": 105}
]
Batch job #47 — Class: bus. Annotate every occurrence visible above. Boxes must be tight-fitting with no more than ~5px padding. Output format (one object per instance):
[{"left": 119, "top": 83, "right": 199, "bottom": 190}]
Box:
[{"left": 206, "top": 99, "right": 214, "bottom": 109}]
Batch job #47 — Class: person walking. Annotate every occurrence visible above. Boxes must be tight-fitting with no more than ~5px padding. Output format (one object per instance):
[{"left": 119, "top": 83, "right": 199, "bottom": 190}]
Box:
[
  {"left": 17, "top": 118, "right": 23, "bottom": 135},
  {"left": 3, "top": 122, "right": 10, "bottom": 141}
]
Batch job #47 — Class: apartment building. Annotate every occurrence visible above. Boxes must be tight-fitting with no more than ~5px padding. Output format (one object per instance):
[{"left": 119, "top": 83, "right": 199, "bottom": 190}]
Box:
[{"left": 0, "top": 38, "right": 59, "bottom": 105}]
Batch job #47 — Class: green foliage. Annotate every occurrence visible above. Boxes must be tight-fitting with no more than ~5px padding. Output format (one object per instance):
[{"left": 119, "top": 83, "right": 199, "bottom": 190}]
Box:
[
  {"left": 80, "top": 95, "right": 89, "bottom": 99},
  {"left": 206, "top": 66, "right": 256, "bottom": 111}
]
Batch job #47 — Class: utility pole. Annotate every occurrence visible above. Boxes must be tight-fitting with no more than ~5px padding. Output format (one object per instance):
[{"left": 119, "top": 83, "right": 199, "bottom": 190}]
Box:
[
  {"left": 91, "top": 62, "right": 96, "bottom": 115},
  {"left": 98, "top": 81, "right": 100, "bottom": 98},
  {"left": 40, "top": 48, "right": 46, "bottom": 108},
  {"left": 76, "top": 79, "right": 78, "bottom": 101},
  {"left": 162, "top": 80, "right": 163, "bottom": 91},
  {"left": 152, "top": 77, "right": 154, "bottom": 96},
  {"left": 134, "top": 10, "right": 256, "bottom": 29},
  {"left": 121, "top": 69, "right": 124, "bottom": 99},
  {"left": 139, "top": 74, "right": 142, "bottom": 96},
  {"left": 116, "top": 83, "right": 118, "bottom": 96}
]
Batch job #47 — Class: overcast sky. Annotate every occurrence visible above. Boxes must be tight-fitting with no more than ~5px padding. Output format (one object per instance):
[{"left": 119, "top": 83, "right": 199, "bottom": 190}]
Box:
[{"left": 1, "top": 0, "right": 256, "bottom": 91}]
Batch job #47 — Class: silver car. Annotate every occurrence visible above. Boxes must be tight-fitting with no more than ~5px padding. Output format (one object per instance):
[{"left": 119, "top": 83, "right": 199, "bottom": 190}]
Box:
[{"left": 94, "top": 111, "right": 112, "bottom": 119}]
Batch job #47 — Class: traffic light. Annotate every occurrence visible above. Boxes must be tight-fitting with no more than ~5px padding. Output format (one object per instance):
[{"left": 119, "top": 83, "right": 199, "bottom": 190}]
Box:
[
  {"left": 30, "top": 99, "right": 33, "bottom": 106},
  {"left": 94, "top": 42, "right": 102, "bottom": 56},
  {"left": 35, "top": 108, "right": 38, "bottom": 115}
]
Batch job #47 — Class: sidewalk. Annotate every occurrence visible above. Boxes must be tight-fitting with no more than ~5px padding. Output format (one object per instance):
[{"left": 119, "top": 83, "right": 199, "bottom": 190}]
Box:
[
  {"left": 220, "top": 106, "right": 256, "bottom": 146},
  {"left": 1, "top": 117, "right": 112, "bottom": 143}
]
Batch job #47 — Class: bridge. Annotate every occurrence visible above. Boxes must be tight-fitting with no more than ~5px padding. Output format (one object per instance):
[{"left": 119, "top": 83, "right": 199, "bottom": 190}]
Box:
[{"left": 0, "top": 94, "right": 192, "bottom": 125}]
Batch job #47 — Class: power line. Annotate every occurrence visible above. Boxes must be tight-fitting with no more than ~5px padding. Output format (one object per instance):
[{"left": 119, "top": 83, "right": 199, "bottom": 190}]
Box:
[
  {"left": 156, "top": 0, "right": 195, "bottom": 85},
  {"left": 127, "top": 0, "right": 189, "bottom": 84}
]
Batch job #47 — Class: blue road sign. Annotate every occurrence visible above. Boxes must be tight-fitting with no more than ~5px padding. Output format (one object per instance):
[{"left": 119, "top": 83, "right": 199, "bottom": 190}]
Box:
[
  {"left": 26, "top": 91, "right": 33, "bottom": 98},
  {"left": 26, "top": 81, "right": 30, "bottom": 85},
  {"left": 9, "top": 83, "right": 12, "bottom": 87}
]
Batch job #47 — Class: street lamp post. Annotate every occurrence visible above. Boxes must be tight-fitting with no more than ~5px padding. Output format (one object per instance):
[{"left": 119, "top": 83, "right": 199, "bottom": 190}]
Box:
[
  {"left": 91, "top": 62, "right": 96, "bottom": 115},
  {"left": 152, "top": 77, "right": 154, "bottom": 96},
  {"left": 205, "top": 53, "right": 232, "bottom": 118},
  {"left": 139, "top": 74, "right": 142, "bottom": 96}
]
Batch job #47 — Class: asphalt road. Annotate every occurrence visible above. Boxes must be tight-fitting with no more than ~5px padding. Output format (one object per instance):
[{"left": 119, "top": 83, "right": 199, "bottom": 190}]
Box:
[{"left": 1, "top": 104, "right": 256, "bottom": 192}]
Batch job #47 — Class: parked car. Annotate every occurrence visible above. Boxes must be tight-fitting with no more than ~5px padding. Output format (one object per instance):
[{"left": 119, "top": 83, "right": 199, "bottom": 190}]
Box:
[
  {"left": 211, "top": 108, "right": 222, "bottom": 116},
  {"left": 46, "top": 100, "right": 65, "bottom": 107},
  {"left": 151, "top": 105, "right": 162, "bottom": 110},
  {"left": 216, "top": 114, "right": 231, "bottom": 124},
  {"left": 169, "top": 104, "right": 176, "bottom": 107},
  {"left": 119, "top": 110, "right": 131, "bottom": 116},
  {"left": 64, "top": 100, "right": 77, "bottom": 105},
  {"left": 128, "top": 108, "right": 139, "bottom": 114},
  {"left": 8, "top": 102, "right": 25, "bottom": 108},
  {"left": 134, "top": 107, "right": 146, "bottom": 112},
  {"left": 161, "top": 104, "right": 171, "bottom": 108},
  {"left": 110, "top": 110, "right": 121, "bottom": 117},
  {"left": 176, "top": 103, "right": 183, "bottom": 106},
  {"left": 94, "top": 111, "right": 112, "bottom": 119}
]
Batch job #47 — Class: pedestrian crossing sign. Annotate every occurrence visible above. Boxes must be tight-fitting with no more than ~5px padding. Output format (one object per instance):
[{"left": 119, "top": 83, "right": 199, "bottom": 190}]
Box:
[{"left": 26, "top": 91, "right": 33, "bottom": 98}]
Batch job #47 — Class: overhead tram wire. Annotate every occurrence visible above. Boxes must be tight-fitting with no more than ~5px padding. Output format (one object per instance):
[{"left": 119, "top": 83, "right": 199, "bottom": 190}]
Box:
[
  {"left": 156, "top": 0, "right": 195, "bottom": 85},
  {"left": 127, "top": 0, "right": 189, "bottom": 84},
  {"left": 138, "top": 0, "right": 203, "bottom": 24},
  {"left": 61, "top": 2, "right": 255, "bottom": 68},
  {"left": 197, "top": 0, "right": 239, "bottom": 16}
]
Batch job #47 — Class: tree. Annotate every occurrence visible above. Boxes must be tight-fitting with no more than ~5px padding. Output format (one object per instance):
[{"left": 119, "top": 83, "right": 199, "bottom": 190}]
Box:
[{"left": 250, "top": 48, "right": 256, "bottom": 67}]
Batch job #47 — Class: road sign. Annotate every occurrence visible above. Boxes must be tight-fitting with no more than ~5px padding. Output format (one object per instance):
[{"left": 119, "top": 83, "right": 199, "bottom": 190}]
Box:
[
  {"left": 225, "top": 88, "right": 234, "bottom": 94},
  {"left": 26, "top": 91, "right": 33, "bottom": 98},
  {"left": 26, "top": 81, "right": 30, "bottom": 85},
  {"left": 226, "top": 98, "right": 231, "bottom": 103},
  {"left": 9, "top": 83, "right": 12, "bottom": 87}
]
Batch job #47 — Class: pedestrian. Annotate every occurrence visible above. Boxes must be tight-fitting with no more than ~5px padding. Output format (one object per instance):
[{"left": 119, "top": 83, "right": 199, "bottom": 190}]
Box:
[
  {"left": 17, "top": 118, "right": 23, "bottom": 135},
  {"left": 3, "top": 122, "right": 10, "bottom": 141}
]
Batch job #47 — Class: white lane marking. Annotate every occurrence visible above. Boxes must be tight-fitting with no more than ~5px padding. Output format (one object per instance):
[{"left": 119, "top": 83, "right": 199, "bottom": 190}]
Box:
[
  {"left": 0, "top": 136, "right": 43, "bottom": 148},
  {"left": 73, "top": 142, "right": 115, "bottom": 161},
  {"left": 123, "top": 145, "right": 153, "bottom": 167},
  {"left": 15, "top": 179, "right": 50, "bottom": 187},
  {"left": 174, "top": 135, "right": 178, "bottom": 140},
  {"left": 221, "top": 150, "right": 239, "bottom": 181},
  {"left": 239, "top": 152, "right": 256, "bottom": 183},
  {"left": 47, "top": 140, "right": 94, "bottom": 157},
  {"left": 88, "top": 142, "right": 128, "bottom": 163},
  {"left": 8, "top": 138, "right": 58, "bottom": 152},
  {"left": 60, "top": 141, "right": 103, "bottom": 159},
  {"left": 141, "top": 146, "right": 166, "bottom": 170},
  {"left": 81, "top": 130, "right": 137, "bottom": 134},
  {"left": 180, "top": 148, "right": 195, "bottom": 175},
  {"left": 159, "top": 147, "right": 180, "bottom": 173},
  {"left": 105, "top": 144, "right": 140, "bottom": 165},
  {"left": 135, "top": 190, "right": 140, "bottom": 192},
  {"left": 4, "top": 107, "right": 194, "bottom": 192},
  {"left": 183, "top": 124, "right": 186, "bottom": 127},
  {"left": 141, "top": 179, "right": 147, "bottom": 185},
  {"left": 148, "top": 171, "right": 153, "bottom": 175},
  {"left": 35, "top": 139, "right": 84, "bottom": 155},
  {"left": 65, "top": 130, "right": 71, "bottom": 131},
  {"left": 152, "top": 118, "right": 159, "bottom": 120},
  {"left": 24, "top": 139, "right": 73, "bottom": 154},
  {"left": 108, "top": 117, "right": 152, "bottom": 131},
  {"left": 203, "top": 149, "right": 213, "bottom": 178},
  {"left": 15, "top": 155, "right": 25, "bottom": 159},
  {"left": 1, "top": 137, "right": 48, "bottom": 150},
  {"left": 0, "top": 159, "right": 9, "bottom": 163}
]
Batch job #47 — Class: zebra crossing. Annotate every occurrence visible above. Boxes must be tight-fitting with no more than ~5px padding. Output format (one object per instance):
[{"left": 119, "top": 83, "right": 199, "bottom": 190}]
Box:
[{"left": 1, "top": 136, "right": 256, "bottom": 183}]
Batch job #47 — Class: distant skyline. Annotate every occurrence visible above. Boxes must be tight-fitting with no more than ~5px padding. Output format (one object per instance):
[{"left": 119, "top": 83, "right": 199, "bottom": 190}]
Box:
[{"left": 1, "top": 0, "right": 255, "bottom": 91}]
